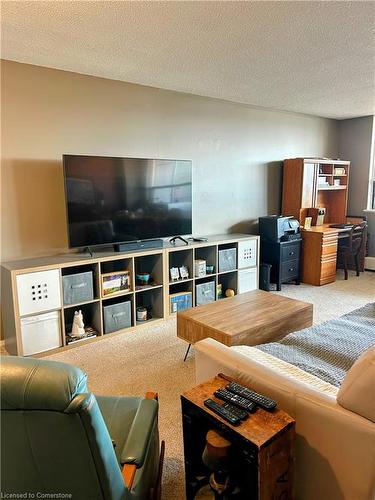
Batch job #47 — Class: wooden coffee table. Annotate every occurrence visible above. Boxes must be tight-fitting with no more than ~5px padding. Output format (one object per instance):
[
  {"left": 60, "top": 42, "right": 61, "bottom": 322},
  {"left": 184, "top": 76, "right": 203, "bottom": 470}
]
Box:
[{"left": 177, "top": 289, "right": 312, "bottom": 359}]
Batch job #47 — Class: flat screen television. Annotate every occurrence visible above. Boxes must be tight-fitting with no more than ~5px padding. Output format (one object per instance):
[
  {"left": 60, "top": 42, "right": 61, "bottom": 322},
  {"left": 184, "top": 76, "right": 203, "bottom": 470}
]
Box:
[{"left": 63, "top": 155, "right": 192, "bottom": 248}]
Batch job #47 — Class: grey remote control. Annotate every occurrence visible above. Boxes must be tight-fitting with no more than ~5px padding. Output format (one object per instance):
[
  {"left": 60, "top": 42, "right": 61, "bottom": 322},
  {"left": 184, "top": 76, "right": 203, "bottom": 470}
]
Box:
[
  {"left": 222, "top": 402, "right": 249, "bottom": 420},
  {"left": 204, "top": 398, "right": 241, "bottom": 425},
  {"left": 226, "top": 382, "right": 277, "bottom": 410},
  {"left": 214, "top": 388, "right": 256, "bottom": 412}
]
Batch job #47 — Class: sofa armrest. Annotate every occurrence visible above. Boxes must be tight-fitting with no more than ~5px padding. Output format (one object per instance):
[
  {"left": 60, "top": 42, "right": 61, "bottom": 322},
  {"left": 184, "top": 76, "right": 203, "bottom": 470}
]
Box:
[
  {"left": 195, "top": 338, "right": 375, "bottom": 500},
  {"left": 121, "top": 398, "right": 158, "bottom": 468},
  {"left": 195, "top": 338, "right": 335, "bottom": 403}
]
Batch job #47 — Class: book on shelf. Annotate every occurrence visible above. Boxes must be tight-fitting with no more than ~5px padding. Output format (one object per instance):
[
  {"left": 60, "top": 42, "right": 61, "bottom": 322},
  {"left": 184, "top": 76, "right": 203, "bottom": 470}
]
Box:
[{"left": 66, "top": 326, "right": 98, "bottom": 344}]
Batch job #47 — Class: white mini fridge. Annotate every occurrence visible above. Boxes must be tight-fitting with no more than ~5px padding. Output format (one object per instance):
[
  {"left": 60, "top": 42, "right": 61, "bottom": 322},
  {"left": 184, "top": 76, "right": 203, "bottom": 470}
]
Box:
[{"left": 20, "top": 311, "right": 62, "bottom": 356}]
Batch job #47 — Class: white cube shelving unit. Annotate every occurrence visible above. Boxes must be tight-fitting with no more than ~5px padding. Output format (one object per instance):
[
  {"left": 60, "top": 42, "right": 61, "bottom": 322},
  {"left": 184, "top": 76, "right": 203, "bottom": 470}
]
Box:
[{"left": 2, "top": 233, "right": 259, "bottom": 356}]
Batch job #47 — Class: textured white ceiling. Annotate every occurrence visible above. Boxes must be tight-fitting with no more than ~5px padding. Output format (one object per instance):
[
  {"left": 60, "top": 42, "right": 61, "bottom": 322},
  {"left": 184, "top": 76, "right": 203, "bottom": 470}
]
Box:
[{"left": 1, "top": 1, "right": 374, "bottom": 119}]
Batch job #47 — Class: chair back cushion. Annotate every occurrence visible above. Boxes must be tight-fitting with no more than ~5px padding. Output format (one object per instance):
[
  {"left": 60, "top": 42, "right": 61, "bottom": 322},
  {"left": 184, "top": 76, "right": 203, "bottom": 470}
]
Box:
[
  {"left": 1, "top": 356, "right": 126, "bottom": 500},
  {"left": 337, "top": 346, "right": 375, "bottom": 422},
  {"left": 1, "top": 356, "right": 88, "bottom": 410}
]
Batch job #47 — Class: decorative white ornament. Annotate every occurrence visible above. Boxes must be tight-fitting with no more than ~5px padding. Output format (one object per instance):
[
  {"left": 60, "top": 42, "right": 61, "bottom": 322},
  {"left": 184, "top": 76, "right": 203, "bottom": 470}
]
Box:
[{"left": 71, "top": 310, "right": 85, "bottom": 337}]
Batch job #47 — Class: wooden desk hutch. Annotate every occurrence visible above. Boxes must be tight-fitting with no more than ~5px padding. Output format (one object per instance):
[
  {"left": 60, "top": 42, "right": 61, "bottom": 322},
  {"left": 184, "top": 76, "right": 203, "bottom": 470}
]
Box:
[
  {"left": 282, "top": 158, "right": 350, "bottom": 225},
  {"left": 282, "top": 158, "right": 350, "bottom": 286}
]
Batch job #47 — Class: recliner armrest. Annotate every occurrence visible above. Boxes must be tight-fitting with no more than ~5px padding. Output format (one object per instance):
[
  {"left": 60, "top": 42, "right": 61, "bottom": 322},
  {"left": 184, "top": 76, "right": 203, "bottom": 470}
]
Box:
[{"left": 120, "top": 398, "right": 158, "bottom": 468}]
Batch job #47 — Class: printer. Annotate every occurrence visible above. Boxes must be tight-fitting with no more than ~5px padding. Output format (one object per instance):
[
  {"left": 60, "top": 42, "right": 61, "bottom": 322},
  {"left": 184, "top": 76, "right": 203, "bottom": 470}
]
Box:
[{"left": 259, "top": 215, "right": 300, "bottom": 242}]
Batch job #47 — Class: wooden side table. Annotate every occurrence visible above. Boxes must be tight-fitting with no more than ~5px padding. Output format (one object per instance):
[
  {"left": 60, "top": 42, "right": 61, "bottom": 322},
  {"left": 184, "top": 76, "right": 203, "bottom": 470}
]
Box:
[{"left": 181, "top": 376, "right": 295, "bottom": 499}]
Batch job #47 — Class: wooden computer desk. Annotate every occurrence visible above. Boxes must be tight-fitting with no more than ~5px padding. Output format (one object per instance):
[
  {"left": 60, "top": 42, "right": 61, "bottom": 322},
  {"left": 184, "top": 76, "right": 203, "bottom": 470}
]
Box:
[{"left": 301, "top": 223, "right": 351, "bottom": 286}]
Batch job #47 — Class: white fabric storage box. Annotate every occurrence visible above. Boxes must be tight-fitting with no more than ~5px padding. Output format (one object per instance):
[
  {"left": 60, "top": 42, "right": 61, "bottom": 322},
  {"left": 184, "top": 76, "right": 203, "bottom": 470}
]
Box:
[
  {"left": 196, "top": 281, "right": 215, "bottom": 306},
  {"left": 63, "top": 271, "right": 94, "bottom": 305},
  {"left": 238, "top": 268, "right": 258, "bottom": 293},
  {"left": 103, "top": 301, "right": 132, "bottom": 334},
  {"left": 238, "top": 240, "right": 257, "bottom": 268},
  {"left": 16, "top": 269, "right": 61, "bottom": 316},
  {"left": 20, "top": 311, "right": 61, "bottom": 356},
  {"left": 218, "top": 248, "right": 237, "bottom": 272}
]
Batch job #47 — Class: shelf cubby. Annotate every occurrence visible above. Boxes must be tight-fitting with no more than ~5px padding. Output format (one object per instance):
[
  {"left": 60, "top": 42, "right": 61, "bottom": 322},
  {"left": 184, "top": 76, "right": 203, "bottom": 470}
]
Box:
[
  {"left": 62, "top": 263, "right": 99, "bottom": 277},
  {"left": 100, "top": 258, "right": 133, "bottom": 274},
  {"left": 317, "top": 188, "right": 348, "bottom": 223},
  {"left": 61, "top": 263, "right": 100, "bottom": 302},
  {"left": 134, "top": 253, "right": 163, "bottom": 290},
  {"left": 218, "top": 242, "right": 237, "bottom": 250},
  {"left": 218, "top": 242, "right": 237, "bottom": 273},
  {"left": 318, "top": 164, "right": 335, "bottom": 175},
  {"left": 169, "top": 281, "right": 194, "bottom": 295},
  {"left": 331, "top": 174, "right": 348, "bottom": 187},
  {"left": 169, "top": 281, "right": 193, "bottom": 314},
  {"left": 135, "top": 287, "right": 164, "bottom": 324},
  {"left": 63, "top": 302, "right": 102, "bottom": 344},
  {"left": 100, "top": 257, "right": 134, "bottom": 298},
  {"left": 217, "top": 270, "right": 238, "bottom": 298},
  {"left": 168, "top": 248, "right": 193, "bottom": 283},
  {"left": 102, "top": 294, "right": 134, "bottom": 334},
  {"left": 194, "top": 245, "right": 217, "bottom": 275},
  {"left": 195, "top": 276, "right": 216, "bottom": 307}
]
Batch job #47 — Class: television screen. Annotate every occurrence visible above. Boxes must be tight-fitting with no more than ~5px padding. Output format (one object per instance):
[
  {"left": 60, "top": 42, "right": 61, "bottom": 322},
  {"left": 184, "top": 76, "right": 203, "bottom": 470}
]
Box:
[{"left": 63, "top": 155, "right": 192, "bottom": 248}]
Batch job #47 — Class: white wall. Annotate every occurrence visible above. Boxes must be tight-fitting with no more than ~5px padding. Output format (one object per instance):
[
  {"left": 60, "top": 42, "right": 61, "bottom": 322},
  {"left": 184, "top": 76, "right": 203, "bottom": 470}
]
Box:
[{"left": 1, "top": 60, "right": 339, "bottom": 261}]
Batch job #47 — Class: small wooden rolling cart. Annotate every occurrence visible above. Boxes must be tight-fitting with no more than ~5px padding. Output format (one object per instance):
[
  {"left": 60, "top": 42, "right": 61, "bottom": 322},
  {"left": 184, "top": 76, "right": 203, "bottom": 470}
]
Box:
[{"left": 181, "top": 376, "right": 295, "bottom": 499}]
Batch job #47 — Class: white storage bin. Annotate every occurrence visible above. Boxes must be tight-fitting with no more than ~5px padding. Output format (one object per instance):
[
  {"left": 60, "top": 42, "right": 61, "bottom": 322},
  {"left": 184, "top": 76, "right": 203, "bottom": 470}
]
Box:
[
  {"left": 16, "top": 269, "right": 61, "bottom": 316},
  {"left": 238, "top": 240, "right": 257, "bottom": 268},
  {"left": 20, "top": 311, "right": 62, "bottom": 356},
  {"left": 238, "top": 268, "right": 258, "bottom": 293}
]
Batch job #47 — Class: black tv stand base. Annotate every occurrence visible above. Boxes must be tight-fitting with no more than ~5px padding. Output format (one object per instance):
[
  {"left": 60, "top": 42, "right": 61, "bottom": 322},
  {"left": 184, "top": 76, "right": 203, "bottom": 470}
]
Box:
[{"left": 113, "top": 239, "right": 164, "bottom": 252}]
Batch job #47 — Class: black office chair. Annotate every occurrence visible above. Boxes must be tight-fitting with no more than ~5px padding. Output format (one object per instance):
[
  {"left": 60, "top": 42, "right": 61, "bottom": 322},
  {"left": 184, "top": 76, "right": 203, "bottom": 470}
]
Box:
[{"left": 337, "top": 222, "right": 367, "bottom": 280}]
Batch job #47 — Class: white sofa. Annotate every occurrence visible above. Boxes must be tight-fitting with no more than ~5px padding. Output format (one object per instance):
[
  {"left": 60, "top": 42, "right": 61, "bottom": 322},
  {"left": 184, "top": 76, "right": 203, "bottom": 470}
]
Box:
[{"left": 195, "top": 338, "right": 375, "bottom": 500}]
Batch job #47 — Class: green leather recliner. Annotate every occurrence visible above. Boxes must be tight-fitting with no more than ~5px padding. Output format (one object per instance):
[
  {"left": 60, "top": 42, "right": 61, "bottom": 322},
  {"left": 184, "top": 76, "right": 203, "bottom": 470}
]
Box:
[{"left": 0, "top": 356, "right": 163, "bottom": 499}]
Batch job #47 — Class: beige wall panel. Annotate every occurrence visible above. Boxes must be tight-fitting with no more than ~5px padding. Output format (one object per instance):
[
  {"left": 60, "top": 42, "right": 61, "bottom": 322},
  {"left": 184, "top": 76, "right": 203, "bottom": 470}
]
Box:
[{"left": 1, "top": 60, "right": 339, "bottom": 261}]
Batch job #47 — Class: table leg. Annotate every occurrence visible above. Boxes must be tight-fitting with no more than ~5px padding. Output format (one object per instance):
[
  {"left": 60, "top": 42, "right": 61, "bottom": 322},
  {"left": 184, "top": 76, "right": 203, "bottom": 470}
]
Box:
[{"left": 184, "top": 344, "right": 191, "bottom": 362}]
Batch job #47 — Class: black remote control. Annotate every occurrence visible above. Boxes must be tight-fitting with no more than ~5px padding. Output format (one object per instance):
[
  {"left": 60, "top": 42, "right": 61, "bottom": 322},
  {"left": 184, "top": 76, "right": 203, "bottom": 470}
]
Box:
[
  {"left": 188, "top": 237, "right": 208, "bottom": 242},
  {"left": 214, "top": 388, "right": 256, "bottom": 412},
  {"left": 204, "top": 399, "right": 241, "bottom": 425},
  {"left": 226, "top": 382, "right": 277, "bottom": 410},
  {"left": 222, "top": 402, "right": 249, "bottom": 420}
]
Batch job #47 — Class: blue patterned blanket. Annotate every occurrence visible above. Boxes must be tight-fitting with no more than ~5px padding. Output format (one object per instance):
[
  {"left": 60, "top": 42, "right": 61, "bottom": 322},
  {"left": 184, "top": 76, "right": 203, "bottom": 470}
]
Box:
[{"left": 257, "top": 303, "right": 375, "bottom": 387}]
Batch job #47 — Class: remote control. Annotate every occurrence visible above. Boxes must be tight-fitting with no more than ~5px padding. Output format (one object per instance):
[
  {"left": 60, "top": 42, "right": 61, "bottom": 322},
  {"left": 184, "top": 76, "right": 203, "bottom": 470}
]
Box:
[
  {"left": 226, "top": 382, "right": 277, "bottom": 410},
  {"left": 214, "top": 388, "right": 256, "bottom": 412},
  {"left": 188, "top": 237, "right": 208, "bottom": 242},
  {"left": 221, "top": 402, "right": 249, "bottom": 420},
  {"left": 204, "top": 399, "right": 241, "bottom": 425}
]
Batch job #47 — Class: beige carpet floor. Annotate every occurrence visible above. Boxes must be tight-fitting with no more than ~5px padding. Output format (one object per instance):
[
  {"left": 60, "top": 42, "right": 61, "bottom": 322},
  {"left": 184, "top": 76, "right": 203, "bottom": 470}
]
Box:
[{"left": 40, "top": 271, "right": 375, "bottom": 499}]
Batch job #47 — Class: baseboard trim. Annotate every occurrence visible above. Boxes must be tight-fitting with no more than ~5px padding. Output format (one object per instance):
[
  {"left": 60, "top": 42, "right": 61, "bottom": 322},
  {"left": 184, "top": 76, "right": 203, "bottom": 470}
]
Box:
[{"left": 365, "top": 256, "right": 375, "bottom": 271}]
